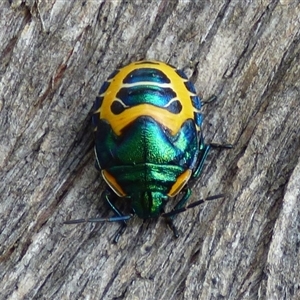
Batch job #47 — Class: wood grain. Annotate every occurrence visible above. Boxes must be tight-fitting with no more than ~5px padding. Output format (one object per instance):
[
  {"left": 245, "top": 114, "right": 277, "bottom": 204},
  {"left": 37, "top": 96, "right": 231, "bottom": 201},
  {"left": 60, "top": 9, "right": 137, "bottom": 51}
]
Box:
[{"left": 0, "top": 1, "right": 299, "bottom": 299}]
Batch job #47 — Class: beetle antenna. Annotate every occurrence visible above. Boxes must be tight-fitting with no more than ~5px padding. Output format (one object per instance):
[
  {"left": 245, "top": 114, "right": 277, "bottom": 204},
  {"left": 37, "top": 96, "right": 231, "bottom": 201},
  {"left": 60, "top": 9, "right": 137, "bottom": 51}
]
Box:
[
  {"left": 64, "top": 214, "right": 133, "bottom": 224},
  {"left": 162, "top": 194, "right": 225, "bottom": 218}
]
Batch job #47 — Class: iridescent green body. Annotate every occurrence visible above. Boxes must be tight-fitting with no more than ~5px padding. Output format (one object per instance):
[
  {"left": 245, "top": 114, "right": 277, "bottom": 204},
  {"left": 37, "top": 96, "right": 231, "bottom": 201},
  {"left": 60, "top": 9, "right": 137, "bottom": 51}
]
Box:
[{"left": 92, "top": 60, "right": 209, "bottom": 221}]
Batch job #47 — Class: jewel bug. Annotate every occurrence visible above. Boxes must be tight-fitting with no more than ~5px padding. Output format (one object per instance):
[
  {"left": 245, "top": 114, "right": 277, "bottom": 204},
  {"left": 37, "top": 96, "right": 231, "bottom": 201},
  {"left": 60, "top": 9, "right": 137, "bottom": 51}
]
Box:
[{"left": 65, "top": 60, "right": 231, "bottom": 242}]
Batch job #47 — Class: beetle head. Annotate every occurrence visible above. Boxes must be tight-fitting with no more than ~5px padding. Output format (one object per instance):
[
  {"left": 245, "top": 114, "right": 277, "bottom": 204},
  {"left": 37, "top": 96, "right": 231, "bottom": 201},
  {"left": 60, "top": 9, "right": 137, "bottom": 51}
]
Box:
[{"left": 132, "top": 191, "right": 168, "bottom": 219}]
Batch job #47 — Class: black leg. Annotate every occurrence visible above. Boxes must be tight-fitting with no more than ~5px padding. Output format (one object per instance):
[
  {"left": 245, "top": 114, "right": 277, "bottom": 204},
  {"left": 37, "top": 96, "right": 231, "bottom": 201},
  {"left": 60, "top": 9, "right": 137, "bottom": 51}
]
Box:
[
  {"left": 210, "top": 143, "right": 233, "bottom": 149},
  {"left": 165, "top": 188, "right": 192, "bottom": 238},
  {"left": 102, "top": 190, "right": 128, "bottom": 243},
  {"left": 202, "top": 94, "right": 217, "bottom": 104}
]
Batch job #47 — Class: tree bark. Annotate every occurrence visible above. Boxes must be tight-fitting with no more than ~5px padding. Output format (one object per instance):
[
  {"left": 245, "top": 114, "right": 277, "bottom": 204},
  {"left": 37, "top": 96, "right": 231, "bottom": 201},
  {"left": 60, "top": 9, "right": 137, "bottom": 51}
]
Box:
[{"left": 1, "top": 1, "right": 299, "bottom": 299}]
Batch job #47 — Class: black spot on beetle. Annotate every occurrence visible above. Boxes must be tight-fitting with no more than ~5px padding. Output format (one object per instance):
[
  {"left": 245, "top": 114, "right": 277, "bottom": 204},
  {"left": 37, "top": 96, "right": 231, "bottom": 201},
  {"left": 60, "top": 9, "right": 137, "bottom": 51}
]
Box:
[{"left": 111, "top": 101, "right": 126, "bottom": 114}]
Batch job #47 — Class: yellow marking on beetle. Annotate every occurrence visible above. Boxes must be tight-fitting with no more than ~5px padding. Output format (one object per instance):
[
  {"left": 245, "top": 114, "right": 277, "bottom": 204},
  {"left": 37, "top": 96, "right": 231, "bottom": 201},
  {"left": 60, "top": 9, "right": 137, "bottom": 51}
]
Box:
[
  {"left": 168, "top": 169, "right": 192, "bottom": 197},
  {"left": 97, "top": 61, "right": 200, "bottom": 136},
  {"left": 114, "top": 82, "right": 173, "bottom": 89},
  {"left": 102, "top": 170, "right": 126, "bottom": 197}
]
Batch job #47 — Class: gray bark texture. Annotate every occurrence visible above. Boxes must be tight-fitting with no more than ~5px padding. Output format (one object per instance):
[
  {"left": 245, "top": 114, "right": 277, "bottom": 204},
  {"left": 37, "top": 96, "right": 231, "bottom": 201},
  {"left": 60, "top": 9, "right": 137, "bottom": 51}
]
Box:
[{"left": 1, "top": 0, "right": 300, "bottom": 299}]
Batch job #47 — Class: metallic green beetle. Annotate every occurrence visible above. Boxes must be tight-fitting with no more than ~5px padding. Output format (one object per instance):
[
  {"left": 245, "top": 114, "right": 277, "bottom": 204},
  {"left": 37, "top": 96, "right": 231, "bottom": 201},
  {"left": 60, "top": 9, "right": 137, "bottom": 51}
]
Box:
[{"left": 66, "top": 60, "right": 228, "bottom": 241}]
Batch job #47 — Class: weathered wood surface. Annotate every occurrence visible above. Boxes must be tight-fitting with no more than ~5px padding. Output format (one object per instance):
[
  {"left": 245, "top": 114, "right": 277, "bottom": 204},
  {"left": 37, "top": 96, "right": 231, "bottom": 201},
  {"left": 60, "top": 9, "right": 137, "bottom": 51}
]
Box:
[{"left": 1, "top": 1, "right": 299, "bottom": 299}]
